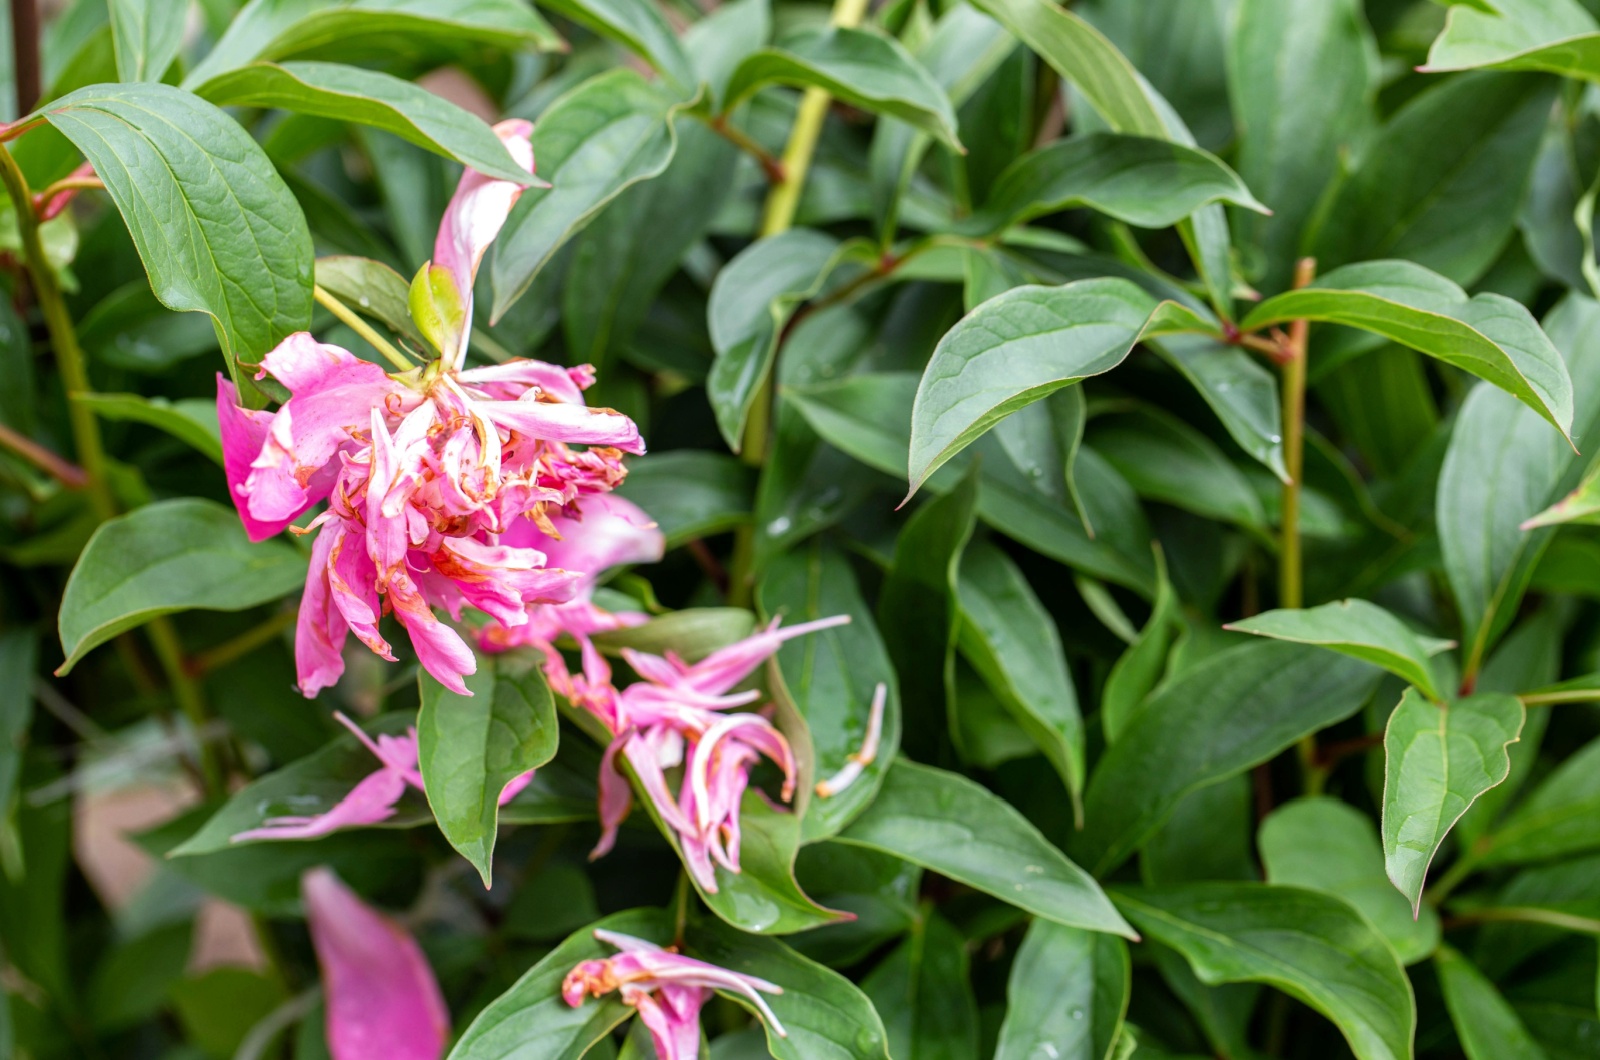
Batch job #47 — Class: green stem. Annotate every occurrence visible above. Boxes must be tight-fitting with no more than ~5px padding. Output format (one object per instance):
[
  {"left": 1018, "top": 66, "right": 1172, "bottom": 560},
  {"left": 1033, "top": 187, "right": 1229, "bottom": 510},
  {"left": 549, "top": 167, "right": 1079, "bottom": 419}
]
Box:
[
  {"left": 0, "top": 142, "right": 114, "bottom": 520},
  {"left": 706, "top": 113, "right": 785, "bottom": 183},
  {"left": 1443, "top": 905, "right": 1600, "bottom": 934},
  {"left": 1279, "top": 258, "right": 1318, "bottom": 791},
  {"left": 1520, "top": 689, "right": 1600, "bottom": 707},
  {"left": 313, "top": 284, "right": 414, "bottom": 372},
  {"left": 1424, "top": 852, "right": 1481, "bottom": 908},
  {"left": 189, "top": 609, "right": 296, "bottom": 676}
]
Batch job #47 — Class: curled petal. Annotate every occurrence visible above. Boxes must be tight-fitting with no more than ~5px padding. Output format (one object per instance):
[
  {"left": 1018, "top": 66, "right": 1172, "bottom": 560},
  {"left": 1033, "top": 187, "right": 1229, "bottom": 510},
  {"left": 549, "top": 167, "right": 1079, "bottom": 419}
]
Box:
[
  {"left": 260, "top": 333, "right": 390, "bottom": 395},
  {"left": 476, "top": 398, "right": 645, "bottom": 454},
  {"left": 216, "top": 375, "right": 290, "bottom": 541},
  {"left": 231, "top": 768, "right": 408, "bottom": 842},
  {"left": 673, "top": 615, "right": 852, "bottom": 697},
  {"left": 296, "top": 526, "right": 350, "bottom": 697}
]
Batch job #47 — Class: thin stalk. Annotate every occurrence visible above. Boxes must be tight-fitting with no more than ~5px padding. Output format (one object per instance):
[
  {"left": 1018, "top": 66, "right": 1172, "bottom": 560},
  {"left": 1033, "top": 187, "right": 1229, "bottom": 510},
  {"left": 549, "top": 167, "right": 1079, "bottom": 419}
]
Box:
[
  {"left": 313, "top": 284, "right": 414, "bottom": 371},
  {"left": 0, "top": 143, "right": 115, "bottom": 520},
  {"left": 146, "top": 615, "right": 224, "bottom": 796},
  {"left": 1424, "top": 851, "right": 1481, "bottom": 907},
  {"left": 1280, "top": 258, "right": 1318, "bottom": 791},
  {"left": 0, "top": 419, "right": 87, "bottom": 487},
  {"left": 1520, "top": 689, "right": 1600, "bottom": 707},
  {"left": 707, "top": 114, "right": 785, "bottom": 183},
  {"left": 1443, "top": 905, "right": 1600, "bottom": 934},
  {"left": 10, "top": 0, "right": 40, "bottom": 115},
  {"left": 189, "top": 609, "right": 296, "bottom": 676}
]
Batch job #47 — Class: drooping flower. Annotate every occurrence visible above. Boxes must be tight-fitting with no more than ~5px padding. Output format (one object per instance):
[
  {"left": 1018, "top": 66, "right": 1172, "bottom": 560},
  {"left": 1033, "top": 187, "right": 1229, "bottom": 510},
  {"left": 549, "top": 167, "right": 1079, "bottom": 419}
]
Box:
[
  {"left": 302, "top": 867, "right": 449, "bottom": 1060},
  {"left": 562, "top": 929, "right": 785, "bottom": 1060},
  {"left": 233, "top": 712, "right": 531, "bottom": 842},
  {"left": 578, "top": 616, "right": 851, "bottom": 892}
]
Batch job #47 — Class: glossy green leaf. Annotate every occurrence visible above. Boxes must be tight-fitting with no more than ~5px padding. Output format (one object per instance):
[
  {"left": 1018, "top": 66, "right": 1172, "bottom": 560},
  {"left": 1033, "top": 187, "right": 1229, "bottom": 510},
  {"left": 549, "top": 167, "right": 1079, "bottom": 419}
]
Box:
[
  {"left": 186, "top": 0, "right": 564, "bottom": 90},
  {"left": 961, "top": 133, "right": 1264, "bottom": 238},
  {"left": 73, "top": 392, "right": 222, "bottom": 465},
  {"left": 1382, "top": 689, "right": 1524, "bottom": 912},
  {"left": 1242, "top": 260, "right": 1573, "bottom": 440},
  {"left": 956, "top": 539, "right": 1085, "bottom": 813},
  {"left": 1523, "top": 461, "right": 1600, "bottom": 528},
  {"left": 1260, "top": 798, "right": 1440, "bottom": 965},
  {"left": 994, "top": 920, "right": 1129, "bottom": 1060},
  {"left": 1114, "top": 883, "right": 1415, "bottom": 1060},
  {"left": 108, "top": 0, "right": 186, "bottom": 81},
  {"left": 1228, "top": 0, "right": 1375, "bottom": 291},
  {"left": 861, "top": 912, "right": 977, "bottom": 1060},
  {"left": 418, "top": 656, "right": 560, "bottom": 887},
  {"left": 708, "top": 231, "right": 875, "bottom": 451},
  {"left": 1150, "top": 333, "right": 1287, "bottom": 480},
  {"left": 1479, "top": 732, "right": 1600, "bottom": 867},
  {"left": 1225, "top": 599, "right": 1454, "bottom": 701},
  {"left": 684, "top": 0, "right": 772, "bottom": 109},
  {"left": 535, "top": 0, "right": 696, "bottom": 92},
  {"left": 1309, "top": 72, "right": 1556, "bottom": 287},
  {"left": 42, "top": 82, "right": 314, "bottom": 392},
  {"left": 759, "top": 544, "right": 901, "bottom": 841},
  {"left": 1075, "top": 642, "right": 1379, "bottom": 875},
  {"left": 723, "top": 27, "right": 962, "bottom": 150},
  {"left": 1091, "top": 408, "right": 1267, "bottom": 532},
  {"left": 591, "top": 608, "right": 758, "bottom": 662},
  {"left": 1435, "top": 944, "right": 1546, "bottom": 1060},
  {"left": 615, "top": 450, "right": 755, "bottom": 547},
  {"left": 1101, "top": 549, "right": 1178, "bottom": 743},
  {"left": 837, "top": 759, "right": 1135, "bottom": 938},
  {"left": 57, "top": 499, "right": 308, "bottom": 674},
  {"left": 907, "top": 279, "right": 1214, "bottom": 495},
  {"left": 1423, "top": 0, "right": 1600, "bottom": 80},
  {"left": 448, "top": 909, "right": 672, "bottom": 1060},
  {"left": 197, "top": 62, "right": 533, "bottom": 182},
  {"left": 685, "top": 917, "right": 892, "bottom": 1060},
  {"left": 313, "top": 255, "right": 423, "bottom": 345},
  {"left": 490, "top": 69, "right": 695, "bottom": 322}
]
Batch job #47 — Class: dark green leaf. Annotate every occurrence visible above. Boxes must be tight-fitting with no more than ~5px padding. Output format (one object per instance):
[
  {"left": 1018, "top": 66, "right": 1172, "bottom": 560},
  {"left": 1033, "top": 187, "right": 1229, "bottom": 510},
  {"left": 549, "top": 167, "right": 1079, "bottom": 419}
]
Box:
[
  {"left": 1435, "top": 944, "right": 1546, "bottom": 1060},
  {"left": 73, "top": 392, "right": 222, "bottom": 465},
  {"left": 1382, "top": 688, "right": 1524, "bottom": 912},
  {"left": 1091, "top": 408, "right": 1267, "bottom": 533},
  {"left": 1101, "top": 551, "right": 1178, "bottom": 743},
  {"left": 535, "top": 0, "right": 696, "bottom": 92},
  {"left": 994, "top": 919, "right": 1129, "bottom": 1060},
  {"left": 1260, "top": 797, "right": 1440, "bottom": 965},
  {"left": 1478, "top": 732, "right": 1600, "bottom": 867},
  {"left": 1150, "top": 334, "right": 1286, "bottom": 480},
  {"left": 313, "top": 255, "right": 423, "bottom": 345},
  {"left": 615, "top": 450, "right": 755, "bottom": 547},
  {"left": 861, "top": 912, "right": 978, "bottom": 1060},
  {"left": 0, "top": 633, "right": 34, "bottom": 842},
  {"left": 57, "top": 498, "right": 308, "bottom": 674},
  {"left": 837, "top": 759, "right": 1135, "bottom": 937},
  {"left": 108, "top": 0, "right": 186, "bottom": 81},
  {"left": 1074, "top": 642, "right": 1379, "bottom": 875},
  {"left": 197, "top": 62, "right": 533, "bottom": 182},
  {"left": 1225, "top": 599, "right": 1454, "bottom": 701},
  {"left": 723, "top": 27, "right": 963, "bottom": 150},
  {"left": 418, "top": 656, "right": 560, "bottom": 887},
  {"left": 1114, "top": 883, "right": 1416, "bottom": 1060},
  {"left": 42, "top": 82, "right": 315, "bottom": 391}
]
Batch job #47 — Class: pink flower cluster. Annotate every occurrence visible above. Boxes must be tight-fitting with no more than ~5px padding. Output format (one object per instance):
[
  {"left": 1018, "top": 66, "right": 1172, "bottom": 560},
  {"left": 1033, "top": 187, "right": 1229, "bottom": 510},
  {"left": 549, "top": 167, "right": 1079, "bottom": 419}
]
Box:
[
  {"left": 563, "top": 930, "right": 785, "bottom": 1060},
  {"left": 217, "top": 119, "right": 649, "bottom": 697}
]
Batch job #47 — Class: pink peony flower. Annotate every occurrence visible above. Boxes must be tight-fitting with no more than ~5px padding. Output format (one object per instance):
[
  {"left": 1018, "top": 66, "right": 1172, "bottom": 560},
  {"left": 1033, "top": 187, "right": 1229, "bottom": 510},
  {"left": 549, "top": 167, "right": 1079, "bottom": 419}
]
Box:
[
  {"left": 303, "top": 867, "right": 450, "bottom": 1060},
  {"left": 562, "top": 929, "right": 785, "bottom": 1060}
]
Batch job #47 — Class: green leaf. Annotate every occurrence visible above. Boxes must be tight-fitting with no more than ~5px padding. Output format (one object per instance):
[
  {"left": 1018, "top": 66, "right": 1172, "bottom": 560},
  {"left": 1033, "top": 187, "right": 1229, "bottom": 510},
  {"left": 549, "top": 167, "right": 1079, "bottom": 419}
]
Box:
[
  {"left": 1260, "top": 798, "right": 1440, "bottom": 965},
  {"left": 1241, "top": 260, "right": 1574, "bottom": 440},
  {"left": 196, "top": 62, "right": 534, "bottom": 182},
  {"left": 962, "top": 133, "right": 1264, "bottom": 238},
  {"left": 534, "top": 0, "right": 696, "bottom": 92},
  {"left": 1101, "top": 549, "right": 1179, "bottom": 743},
  {"left": 57, "top": 498, "right": 307, "bottom": 674},
  {"left": 1150, "top": 333, "right": 1287, "bottom": 481},
  {"left": 837, "top": 759, "right": 1135, "bottom": 938},
  {"left": 684, "top": 0, "right": 772, "bottom": 109},
  {"left": 994, "top": 920, "right": 1129, "bottom": 1060},
  {"left": 490, "top": 69, "right": 696, "bottom": 322},
  {"left": 0, "top": 632, "right": 35, "bottom": 842},
  {"left": 73, "top": 392, "right": 222, "bottom": 465},
  {"left": 686, "top": 917, "right": 892, "bottom": 1060},
  {"left": 1225, "top": 599, "right": 1455, "bottom": 701},
  {"left": 448, "top": 909, "right": 672, "bottom": 1060},
  {"left": 1523, "top": 461, "right": 1600, "bottom": 528},
  {"left": 1228, "top": 0, "right": 1375, "bottom": 291},
  {"left": 108, "top": 0, "right": 186, "bottom": 81},
  {"left": 907, "top": 279, "right": 1214, "bottom": 495},
  {"left": 41, "top": 82, "right": 314, "bottom": 392},
  {"left": 185, "top": 0, "right": 564, "bottom": 90},
  {"left": 758, "top": 544, "right": 901, "bottom": 842},
  {"left": 708, "top": 231, "right": 875, "bottom": 451},
  {"left": 723, "top": 27, "right": 963, "bottom": 150},
  {"left": 418, "top": 657, "right": 560, "bottom": 887},
  {"left": 1113, "top": 883, "right": 1416, "bottom": 1060},
  {"left": 591, "top": 607, "right": 758, "bottom": 662},
  {"left": 1478, "top": 732, "right": 1600, "bottom": 867},
  {"left": 1308, "top": 72, "right": 1557, "bottom": 287},
  {"left": 956, "top": 540, "right": 1085, "bottom": 815},
  {"left": 861, "top": 912, "right": 978, "bottom": 1060},
  {"left": 1435, "top": 944, "right": 1547, "bottom": 1060},
  {"left": 1382, "top": 688, "right": 1524, "bottom": 911},
  {"left": 313, "top": 255, "right": 424, "bottom": 345},
  {"left": 615, "top": 450, "right": 755, "bottom": 547},
  {"left": 1074, "top": 642, "right": 1379, "bottom": 875},
  {"left": 1091, "top": 408, "right": 1268, "bottom": 533},
  {"left": 1423, "top": 0, "right": 1600, "bottom": 79}
]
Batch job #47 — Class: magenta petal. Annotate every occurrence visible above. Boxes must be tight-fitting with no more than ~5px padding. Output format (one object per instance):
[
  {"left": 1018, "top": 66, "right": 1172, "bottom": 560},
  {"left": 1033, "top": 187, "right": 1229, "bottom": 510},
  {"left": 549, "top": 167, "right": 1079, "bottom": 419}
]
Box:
[
  {"left": 296, "top": 526, "right": 349, "bottom": 697},
  {"left": 260, "top": 333, "right": 390, "bottom": 395},
  {"left": 678, "top": 615, "right": 852, "bottom": 696},
  {"left": 632, "top": 986, "right": 709, "bottom": 1060},
  {"left": 498, "top": 769, "right": 535, "bottom": 806},
  {"left": 232, "top": 768, "right": 408, "bottom": 842},
  {"left": 476, "top": 399, "right": 646, "bottom": 454},
  {"left": 215, "top": 374, "right": 293, "bottom": 541},
  {"left": 302, "top": 868, "right": 450, "bottom": 1060}
]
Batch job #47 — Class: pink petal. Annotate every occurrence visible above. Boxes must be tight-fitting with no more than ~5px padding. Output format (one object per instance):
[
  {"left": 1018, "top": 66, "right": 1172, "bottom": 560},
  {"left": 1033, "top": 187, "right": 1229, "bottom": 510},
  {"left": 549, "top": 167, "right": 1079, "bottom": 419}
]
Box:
[
  {"left": 590, "top": 733, "right": 635, "bottom": 861},
  {"left": 503, "top": 494, "right": 664, "bottom": 582},
  {"left": 632, "top": 986, "right": 708, "bottom": 1060},
  {"left": 215, "top": 375, "right": 292, "bottom": 541},
  {"left": 231, "top": 767, "right": 409, "bottom": 842},
  {"left": 457, "top": 359, "right": 592, "bottom": 404},
  {"left": 676, "top": 615, "right": 852, "bottom": 697},
  {"left": 295, "top": 526, "right": 349, "bottom": 696},
  {"left": 498, "top": 769, "right": 536, "bottom": 806},
  {"left": 475, "top": 398, "right": 646, "bottom": 454},
  {"left": 260, "top": 333, "right": 390, "bottom": 395},
  {"left": 390, "top": 575, "right": 478, "bottom": 695},
  {"left": 302, "top": 868, "right": 450, "bottom": 1060}
]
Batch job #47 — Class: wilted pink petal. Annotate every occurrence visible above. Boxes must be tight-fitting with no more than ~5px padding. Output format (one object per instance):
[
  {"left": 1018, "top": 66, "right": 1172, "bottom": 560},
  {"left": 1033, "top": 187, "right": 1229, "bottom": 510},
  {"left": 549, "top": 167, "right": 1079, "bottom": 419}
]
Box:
[
  {"left": 216, "top": 375, "right": 291, "bottom": 541},
  {"left": 303, "top": 867, "right": 449, "bottom": 1060},
  {"left": 631, "top": 987, "right": 706, "bottom": 1060},
  {"left": 456, "top": 359, "right": 592, "bottom": 404},
  {"left": 391, "top": 575, "right": 477, "bottom": 695},
  {"left": 475, "top": 398, "right": 646, "bottom": 454},
  {"left": 816, "top": 681, "right": 888, "bottom": 798},
  {"left": 498, "top": 769, "right": 536, "bottom": 806},
  {"left": 633, "top": 615, "right": 852, "bottom": 698}
]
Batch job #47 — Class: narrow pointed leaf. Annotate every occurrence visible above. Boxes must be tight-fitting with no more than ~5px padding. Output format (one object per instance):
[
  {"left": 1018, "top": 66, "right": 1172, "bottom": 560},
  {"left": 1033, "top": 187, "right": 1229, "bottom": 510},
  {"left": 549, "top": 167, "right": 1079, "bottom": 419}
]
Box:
[
  {"left": 1241, "top": 260, "right": 1573, "bottom": 440},
  {"left": 1113, "top": 883, "right": 1415, "bottom": 1060},
  {"left": 1435, "top": 944, "right": 1547, "bottom": 1060},
  {"left": 1151, "top": 334, "right": 1287, "bottom": 480},
  {"left": 723, "top": 27, "right": 963, "bottom": 150},
  {"left": 108, "top": 0, "right": 186, "bottom": 81},
  {"left": 837, "top": 759, "right": 1136, "bottom": 938},
  {"left": 73, "top": 392, "right": 222, "bottom": 465},
  {"left": 1101, "top": 549, "right": 1178, "bottom": 743},
  {"left": 994, "top": 920, "right": 1129, "bottom": 1060},
  {"left": 418, "top": 657, "right": 560, "bottom": 887},
  {"left": 1423, "top": 0, "right": 1600, "bottom": 79},
  {"left": 537, "top": 0, "right": 695, "bottom": 90},
  {"left": 860, "top": 913, "right": 978, "bottom": 1060},
  {"left": 1478, "top": 733, "right": 1600, "bottom": 867},
  {"left": 1523, "top": 462, "right": 1600, "bottom": 528},
  {"left": 1226, "top": 599, "right": 1454, "bottom": 701},
  {"left": 58, "top": 499, "right": 308, "bottom": 674}
]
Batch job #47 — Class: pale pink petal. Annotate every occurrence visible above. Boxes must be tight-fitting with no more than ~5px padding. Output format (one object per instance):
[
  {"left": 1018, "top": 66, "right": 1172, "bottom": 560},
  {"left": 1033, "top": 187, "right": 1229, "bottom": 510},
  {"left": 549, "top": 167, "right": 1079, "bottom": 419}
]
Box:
[
  {"left": 302, "top": 868, "right": 450, "bottom": 1060},
  {"left": 676, "top": 616, "right": 852, "bottom": 696},
  {"left": 591, "top": 732, "right": 635, "bottom": 861},
  {"left": 498, "top": 769, "right": 536, "bottom": 806},
  {"left": 500, "top": 494, "right": 664, "bottom": 581},
  {"left": 632, "top": 986, "right": 707, "bottom": 1060},
  {"left": 476, "top": 399, "right": 645, "bottom": 454},
  {"left": 260, "top": 333, "right": 390, "bottom": 395},
  {"left": 429, "top": 536, "right": 581, "bottom": 627},
  {"left": 231, "top": 768, "right": 409, "bottom": 842},
  {"left": 295, "top": 527, "right": 348, "bottom": 696},
  {"left": 457, "top": 359, "right": 592, "bottom": 404}
]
